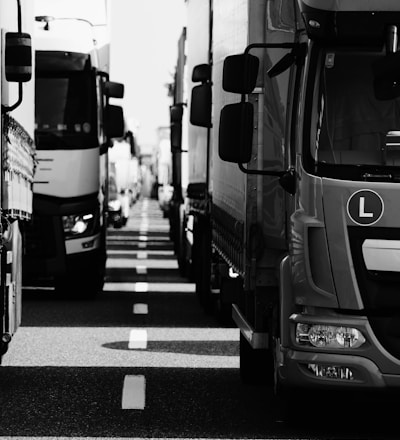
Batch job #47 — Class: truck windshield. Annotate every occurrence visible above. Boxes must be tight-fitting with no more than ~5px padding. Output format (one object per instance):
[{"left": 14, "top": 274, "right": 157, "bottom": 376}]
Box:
[
  {"left": 35, "top": 72, "right": 98, "bottom": 150},
  {"left": 313, "top": 48, "right": 400, "bottom": 174}
]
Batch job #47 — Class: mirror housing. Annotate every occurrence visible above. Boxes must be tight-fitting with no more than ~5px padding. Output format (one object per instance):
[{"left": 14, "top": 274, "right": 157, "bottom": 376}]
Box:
[
  {"left": 170, "top": 104, "right": 183, "bottom": 124},
  {"left": 192, "top": 63, "right": 211, "bottom": 83},
  {"left": 219, "top": 102, "right": 253, "bottom": 163},
  {"left": 190, "top": 83, "right": 211, "bottom": 127},
  {"left": 5, "top": 32, "right": 32, "bottom": 82},
  {"left": 170, "top": 123, "right": 182, "bottom": 153},
  {"left": 222, "top": 53, "right": 259, "bottom": 94},
  {"left": 104, "top": 81, "right": 125, "bottom": 99},
  {"left": 104, "top": 105, "right": 125, "bottom": 139},
  {"left": 170, "top": 104, "right": 183, "bottom": 152}
]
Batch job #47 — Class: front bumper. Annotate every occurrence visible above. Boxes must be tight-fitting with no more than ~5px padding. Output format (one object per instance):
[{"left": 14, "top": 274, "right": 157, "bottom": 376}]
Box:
[
  {"left": 279, "top": 312, "right": 400, "bottom": 390},
  {"left": 280, "top": 350, "right": 394, "bottom": 389}
]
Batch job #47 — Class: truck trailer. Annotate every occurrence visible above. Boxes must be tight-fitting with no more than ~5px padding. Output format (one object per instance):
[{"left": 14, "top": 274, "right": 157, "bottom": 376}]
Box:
[
  {"left": 172, "top": 0, "right": 400, "bottom": 396},
  {"left": 108, "top": 136, "right": 141, "bottom": 228},
  {"left": 23, "top": 14, "right": 124, "bottom": 297},
  {"left": 0, "top": 0, "right": 36, "bottom": 359}
]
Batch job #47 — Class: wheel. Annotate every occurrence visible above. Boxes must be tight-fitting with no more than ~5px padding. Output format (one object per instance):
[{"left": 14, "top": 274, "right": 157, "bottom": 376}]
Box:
[
  {"left": 54, "top": 249, "right": 105, "bottom": 299},
  {"left": 113, "top": 220, "right": 123, "bottom": 229},
  {"left": 193, "top": 217, "right": 212, "bottom": 312},
  {"left": 177, "top": 214, "right": 188, "bottom": 278},
  {"left": 269, "top": 304, "right": 295, "bottom": 423},
  {"left": 55, "top": 269, "right": 102, "bottom": 299},
  {"left": 216, "top": 276, "right": 240, "bottom": 326},
  {"left": 239, "top": 332, "right": 273, "bottom": 385}
]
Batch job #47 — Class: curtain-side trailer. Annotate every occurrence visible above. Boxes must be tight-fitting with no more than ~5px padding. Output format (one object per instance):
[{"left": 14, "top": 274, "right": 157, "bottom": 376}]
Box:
[{"left": 0, "top": 0, "right": 35, "bottom": 360}]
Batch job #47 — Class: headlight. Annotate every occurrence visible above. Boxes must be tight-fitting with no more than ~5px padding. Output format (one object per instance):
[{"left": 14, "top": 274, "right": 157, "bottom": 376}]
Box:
[
  {"left": 296, "top": 323, "right": 366, "bottom": 349},
  {"left": 108, "top": 199, "right": 121, "bottom": 211},
  {"left": 62, "top": 213, "right": 95, "bottom": 236}
]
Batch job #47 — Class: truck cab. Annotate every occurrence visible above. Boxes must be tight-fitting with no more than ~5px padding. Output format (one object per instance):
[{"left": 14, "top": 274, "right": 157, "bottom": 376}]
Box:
[
  {"left": 23, "top": 16, "right": 124, "bottom": 297},
  {"left": 218, "top": 0, "right": 400, "bottom": 392}
]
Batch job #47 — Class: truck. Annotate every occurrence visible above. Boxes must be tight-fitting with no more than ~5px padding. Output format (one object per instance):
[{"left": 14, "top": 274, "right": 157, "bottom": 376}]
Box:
[
  {"left": 107, "top": 135, "right": 141, "bottom": 228},
  {"left": 22, "top": 13, "right": 124, "bottom": 297},
  {"left": 172, "top": 0, "right": 400, "bottom": 398},
  {"left": 169, "top": 27, "right": 190, "bottom": 279},
  {"left": 0, "top": 0, "right": 36, "bottom": 359},
  {"left": 155, "top": 128, "right": 174, "bottom": 218}
]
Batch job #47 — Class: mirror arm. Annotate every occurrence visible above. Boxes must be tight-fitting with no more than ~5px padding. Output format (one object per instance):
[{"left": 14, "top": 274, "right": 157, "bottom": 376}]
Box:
[
  {"left": 244, "top": 42, "right": 297, "bottom": 55},
  {"left": 237, "top": 42, "right": 299, "bottom": 102},
  {"left": 238, "top": 164, "right": 296, "bottom": 194},
  {"left": 2, "top": 83, "right": 23, "bottom": 114},
  {"left": 238, "top": 162, "right": 285, "bottom": 176}
]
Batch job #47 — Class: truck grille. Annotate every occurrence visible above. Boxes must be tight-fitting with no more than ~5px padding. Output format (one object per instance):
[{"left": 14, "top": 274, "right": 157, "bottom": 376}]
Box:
[{"left": 348, "top": 226, "right": 400, "bottom": 359}]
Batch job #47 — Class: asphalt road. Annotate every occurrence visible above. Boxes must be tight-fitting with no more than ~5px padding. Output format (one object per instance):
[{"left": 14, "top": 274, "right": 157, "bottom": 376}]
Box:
[{"left": 0, "top": 198, "right": 399, "bottom": 440}]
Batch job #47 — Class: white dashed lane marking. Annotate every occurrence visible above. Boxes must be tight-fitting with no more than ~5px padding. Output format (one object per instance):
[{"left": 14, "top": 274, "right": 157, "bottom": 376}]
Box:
[
  {"left": 134, "top": 282, "right": 148, "bottom": 292},
  {"left": 136, "top": 265, "right": 147, "bottom": 275},
  {"left": 121, "top": 375, "right": 146, "bottom": 409},
  {"left": 123, "top": 199, "right": 150, "bottom": 411},
  {"left": 133, "top": 303, "right": 148, "bottom": 314},
  {"left": 128, "top": 329, "right": 148, "bottom": 349}
]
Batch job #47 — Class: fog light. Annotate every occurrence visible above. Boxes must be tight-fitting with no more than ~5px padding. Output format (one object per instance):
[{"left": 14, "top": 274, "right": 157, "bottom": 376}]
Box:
[
  {"left": 307, "top": 363, "right": 354, "bottom": 380},
  {"left": 296, "top": 323, "right": 366, "bottom": 349}
]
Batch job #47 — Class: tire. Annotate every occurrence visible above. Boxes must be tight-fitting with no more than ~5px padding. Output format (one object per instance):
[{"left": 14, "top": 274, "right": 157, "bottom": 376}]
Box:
[
  {"left": 239, "top": 332, "right": 273, "bottom": 386},
  {"left": 194, "top": 217, "right": 212, "bottom": 312},
  {"left": 55, "top": 268, "right": 102, "bottom": 299},
  {"left": 177, "top": 210, "right": 195, "bottom": 281}
]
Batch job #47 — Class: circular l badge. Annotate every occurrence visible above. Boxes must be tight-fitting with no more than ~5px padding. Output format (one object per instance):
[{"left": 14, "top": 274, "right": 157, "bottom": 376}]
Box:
[{"left": 347, "top": 189, "right": 384, "bottom": 226}]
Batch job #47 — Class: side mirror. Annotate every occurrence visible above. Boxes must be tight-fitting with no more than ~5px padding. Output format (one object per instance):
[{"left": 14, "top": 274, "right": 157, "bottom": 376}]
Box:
[
  {"left": 190, "top": 83, "right": 211, "bottom": 127},
  {"left": 222, "top": 53, "right": 259, "bottom": 94},
  {"left": 170, "top": 104, "right": 183, "bottom": 152},
  {"left": 104, "top": 81, "right": 125, "bottom": 99},
  {"left": 219, "top": 102, "right": 253, "bottom": 163},
  {"left": 5, "top": 32, "right": 32, "bottom": 82},
  {"left": 170, "top": 104, "right": 183, "bottom": 124},
  {"left": 192, "top": 63, "right": 211, "bottom": 83},
  {"left": 373, "top": 53, "right": 400, "bottom": 100},
  {"left": 104, "top": 105, "right": 125, "bottom": 139},
  {"left": 170, "top": 123, "right": 182, "bottom": 153}
]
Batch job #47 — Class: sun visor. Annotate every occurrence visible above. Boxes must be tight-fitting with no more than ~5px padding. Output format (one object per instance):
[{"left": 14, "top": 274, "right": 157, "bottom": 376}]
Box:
[{"left": 297, "top": 0, "right": 400, "bottom": 45}]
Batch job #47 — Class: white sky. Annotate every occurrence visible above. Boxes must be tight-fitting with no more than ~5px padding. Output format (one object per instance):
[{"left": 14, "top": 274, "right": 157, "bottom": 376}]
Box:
[
  {"left": 109, "top": 1, "right": 186, "bottom": 153},
  {"left": 34, "top": 0, "right": 186, "bottom": 153}
]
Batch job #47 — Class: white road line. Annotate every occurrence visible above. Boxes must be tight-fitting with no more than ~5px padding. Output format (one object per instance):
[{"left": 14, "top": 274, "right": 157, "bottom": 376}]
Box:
[
  {"left": 133, "top": 303, "right": 148, "bottom": 314},
  {"left": 138, "top": 242, "right": 147, "bottom": 249},
  {"left": 136, "top": 265, "right": 147, "bottom": 275},
  {"left": 137, "top": 251, "right": 147, "bottom": 259},
  {"left": 134, "top": 282, "right": 148, "bottom": 292},
  {"left": 128, "top": 329, "right": 148, "bottom": 349},
  {"left": 121, "top": 375, "right": 146, "bottom": 409},
  {"left": 104, "top": 282, "right": 194, "bottom": 293},
  {"left": 139, "top": 235, "right": 148, "bottom": 241}
]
